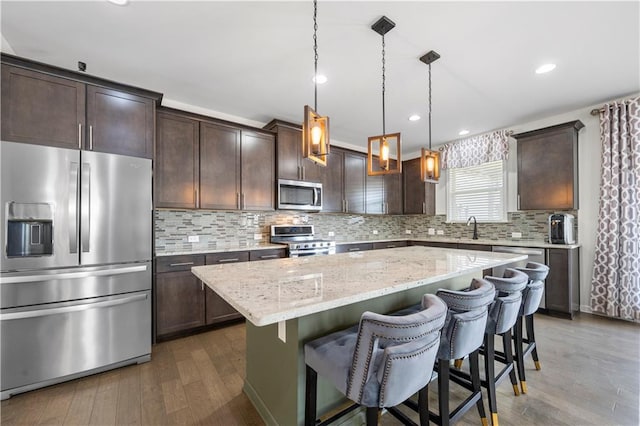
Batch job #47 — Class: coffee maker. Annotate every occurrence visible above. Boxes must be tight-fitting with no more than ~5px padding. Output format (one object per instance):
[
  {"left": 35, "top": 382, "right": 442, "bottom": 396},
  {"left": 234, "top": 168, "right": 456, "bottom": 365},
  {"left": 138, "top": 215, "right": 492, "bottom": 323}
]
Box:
[{"left": 548, "top": 213, "right": 575, "bottom": 244}]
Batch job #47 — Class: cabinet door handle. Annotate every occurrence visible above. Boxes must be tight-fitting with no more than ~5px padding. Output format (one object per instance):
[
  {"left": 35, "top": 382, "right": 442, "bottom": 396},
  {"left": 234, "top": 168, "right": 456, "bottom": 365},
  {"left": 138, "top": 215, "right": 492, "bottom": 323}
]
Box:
[
  {"left": 201, "top": 281, "right": 204, "bottom": 291},
  {"left": 517, "top": 194, "right": 521, "bottom": 210},
  {"left": 241, "top": 193, "right": 246, "bottom": 209},
  {"left": 422, "top": 202, "right": 426, "bottom": 214},
  {"left": 218, "top": 258, "right": 240, "bottom": 263},
  {"left": 169, "top": 262, "right": 195, "bottom": 267},
  {"left": 236, "top": 193, "right": 240, "bottom": 209},
  {"left": 89, "top": 125, "right": 94, "bottom": 150},
  {"left": 302, "top": 166, "right": 305, "bottom": 180},
  {"left": 78, "top": 123, "right": 82, "bottom": 149},
  {"left": 345, "top": 200, "right": 349, "bottom": 212},
  {"left": 259, "top": 254, "right": 278, "bottom": 259}
]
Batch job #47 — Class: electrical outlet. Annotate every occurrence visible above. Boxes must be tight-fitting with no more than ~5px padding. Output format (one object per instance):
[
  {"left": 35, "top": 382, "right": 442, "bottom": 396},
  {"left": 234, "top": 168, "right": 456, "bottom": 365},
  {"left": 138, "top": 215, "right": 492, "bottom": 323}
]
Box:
[
  {"left": 328, "top": 231, "right": 335, "bottom": 237},
  {"left": 436, "top": 230, "right": 444, "bottom": 235},
  {"left": 188, "top": 235, "right": 199, "bottom": 243},
  {"left": 405, "top": 229, "right": 412, "bottom": 234},
  {"left": 372, "top": 230, "right": 379, "bottom": 235},
  {"left": 253, "top": 233, "right": 263, "bottom": 241},
  {"left": 428, "top": 228, "right": 435, "bottom": 236},
  {"left": 512, "top": 232, "right": 522, "bottom": 239}
]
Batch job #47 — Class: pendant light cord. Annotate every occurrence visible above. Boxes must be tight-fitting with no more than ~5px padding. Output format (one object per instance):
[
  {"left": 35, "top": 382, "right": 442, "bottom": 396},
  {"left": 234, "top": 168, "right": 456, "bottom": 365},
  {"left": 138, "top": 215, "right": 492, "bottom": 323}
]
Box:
[
  {"left": 313, "top": 0, "right": 318, "bottom": 111},
  {"left": 381, "top": 34, "right": 386, "bottom": 136},
  {"left": 428, "top": 62, "right": 432, "bottom": 150}
]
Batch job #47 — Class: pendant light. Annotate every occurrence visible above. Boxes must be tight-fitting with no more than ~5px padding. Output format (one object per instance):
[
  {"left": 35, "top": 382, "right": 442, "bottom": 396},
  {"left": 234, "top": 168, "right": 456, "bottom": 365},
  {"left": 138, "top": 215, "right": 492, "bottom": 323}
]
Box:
[
  {"left": 367, "top": 16, "right": 401, "bottom": 176},
  {"left": 302, "top": 0, "right": 330, "bottom": 167},
  {"left": 420, "top": 50, "right": 441, "bottom": 183}
]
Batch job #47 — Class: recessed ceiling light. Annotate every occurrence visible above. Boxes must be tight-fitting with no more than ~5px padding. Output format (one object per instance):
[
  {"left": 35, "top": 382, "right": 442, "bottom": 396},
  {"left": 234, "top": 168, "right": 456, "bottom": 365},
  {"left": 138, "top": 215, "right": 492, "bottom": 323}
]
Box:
[
  {"left": 535, "top": 63, "right": 556, "bottom": 74},
  {"left": 408, "top": 114, "right": 421, "bottom": 121},
  {"left": 108, "top": 0, "right": 128, "bottom": 5},
  {"left": 458, "top": 129, "right": 470, "bottom": 136},
  {"left": 313, "top": 74, "right": 327, "bottom": 84}
]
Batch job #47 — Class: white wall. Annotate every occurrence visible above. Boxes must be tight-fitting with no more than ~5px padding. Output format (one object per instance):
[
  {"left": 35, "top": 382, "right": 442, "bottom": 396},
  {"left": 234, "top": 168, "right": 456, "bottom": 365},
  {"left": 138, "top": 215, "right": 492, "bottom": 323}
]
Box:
[{"left": 436, "top": 93, "right": 640, "bottom": 312}]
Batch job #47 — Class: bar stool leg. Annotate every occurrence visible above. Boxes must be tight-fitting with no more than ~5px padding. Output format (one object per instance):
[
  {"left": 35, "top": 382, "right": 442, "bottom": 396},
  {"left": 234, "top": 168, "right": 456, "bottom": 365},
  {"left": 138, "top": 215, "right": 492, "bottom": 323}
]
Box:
[
  {"left": 438, "top": 361, "right": 451, "bottom": 426},
  {"left": 526, "top": 314, "right": 541, "bottom": 370},
  {"left": 305, "top": 366, "right": 318, "bottom": 426},
  {"left": 502, "top": 329, "right": 520, "bottom": 396},
  {"left": 484, "top": 334, "right": 499, "bottom": 426},
  {"left": 513, "top": 316, "right": 527, "bottom": 394},
  {"left": 418, "top": 385, "right": 430, "bottom": 426},
  {"left": 366, "top": 407, "right": 380, "bottom": 426},
  {"left": 469, "top": 350, "right": 487, "bottom": 426}
]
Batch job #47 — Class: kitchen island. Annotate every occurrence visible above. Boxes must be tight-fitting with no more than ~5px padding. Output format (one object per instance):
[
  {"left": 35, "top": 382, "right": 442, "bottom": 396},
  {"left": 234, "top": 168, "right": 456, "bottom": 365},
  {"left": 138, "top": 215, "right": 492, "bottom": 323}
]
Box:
[{"left": 192, "top": 246, "right": 527, "bottom": 425}]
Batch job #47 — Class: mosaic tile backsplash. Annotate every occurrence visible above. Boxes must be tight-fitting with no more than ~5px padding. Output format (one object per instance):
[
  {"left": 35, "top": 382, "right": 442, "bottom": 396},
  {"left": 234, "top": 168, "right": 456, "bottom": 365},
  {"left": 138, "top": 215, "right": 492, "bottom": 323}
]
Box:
[{"left": 155, "top": 209, "right": 578, "bottom": 254}]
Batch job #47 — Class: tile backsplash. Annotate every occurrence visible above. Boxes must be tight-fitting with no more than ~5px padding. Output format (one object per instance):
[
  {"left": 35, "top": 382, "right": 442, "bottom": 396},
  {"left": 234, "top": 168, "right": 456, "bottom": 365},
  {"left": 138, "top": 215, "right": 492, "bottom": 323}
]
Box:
[{"left": 155, "top": 209, "right": 577, "bottom": 254}]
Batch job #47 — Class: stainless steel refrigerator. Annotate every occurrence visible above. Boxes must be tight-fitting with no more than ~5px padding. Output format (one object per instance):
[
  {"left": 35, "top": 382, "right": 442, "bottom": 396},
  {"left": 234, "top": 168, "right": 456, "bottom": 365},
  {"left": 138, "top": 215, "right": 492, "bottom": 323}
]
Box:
[{"left": 0, "top": 141, "right": 152, "bottom": 400}]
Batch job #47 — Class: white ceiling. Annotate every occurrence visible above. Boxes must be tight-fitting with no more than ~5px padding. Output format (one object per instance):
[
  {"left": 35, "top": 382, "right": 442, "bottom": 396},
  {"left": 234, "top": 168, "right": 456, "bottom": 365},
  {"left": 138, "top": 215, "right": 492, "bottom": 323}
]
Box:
[{"left": 2, "top": 1, "right": 639, "bottom": 156}]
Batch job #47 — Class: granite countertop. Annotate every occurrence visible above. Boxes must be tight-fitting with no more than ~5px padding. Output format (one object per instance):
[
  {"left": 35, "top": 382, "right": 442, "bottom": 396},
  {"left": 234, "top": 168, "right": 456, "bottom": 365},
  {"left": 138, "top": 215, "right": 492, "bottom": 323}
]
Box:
[
  {"left": 156, "top": 243, "right": 286, "bottom": 257},
  {"left": 336, "top": 237, "right": 580, "bottom": 250},
  {"left": 191, "top": 246, "right": 527, "bottom": 327}
]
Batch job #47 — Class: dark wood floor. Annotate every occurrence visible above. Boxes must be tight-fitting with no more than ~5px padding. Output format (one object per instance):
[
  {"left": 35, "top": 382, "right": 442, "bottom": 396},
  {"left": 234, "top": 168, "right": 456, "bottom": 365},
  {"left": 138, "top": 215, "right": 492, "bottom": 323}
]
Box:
[{"left": 1, "top": 313, "right": 638, "bottom": 425}]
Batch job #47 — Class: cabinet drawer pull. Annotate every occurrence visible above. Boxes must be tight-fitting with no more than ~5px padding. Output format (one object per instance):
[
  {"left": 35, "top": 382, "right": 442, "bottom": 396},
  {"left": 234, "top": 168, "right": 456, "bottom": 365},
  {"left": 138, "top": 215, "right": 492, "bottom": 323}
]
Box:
[
  {"left": 260, "top": 254, "right": 278, "bottom": 259},
  {"left": 386, "top": 245, "right": 396, "bottom": 248},
  {"left": 168, "top": 262, "right": 195, "bottom": 267},
  {"left": 218, "top": 258, "right": 240, "bottom": 263},
  {"left": 348, "top": 248, "right": 360, "bottom": 252}
]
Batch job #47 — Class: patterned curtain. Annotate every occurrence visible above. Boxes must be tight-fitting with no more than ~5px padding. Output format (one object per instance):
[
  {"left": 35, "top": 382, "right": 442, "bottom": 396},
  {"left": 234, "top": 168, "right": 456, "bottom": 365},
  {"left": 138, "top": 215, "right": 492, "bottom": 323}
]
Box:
[
  {"left": 590, "top": 96, "right": 640, "bottom": 322},
  {"left": 441, "top": 130, "right": 510, "bottom": 169}
]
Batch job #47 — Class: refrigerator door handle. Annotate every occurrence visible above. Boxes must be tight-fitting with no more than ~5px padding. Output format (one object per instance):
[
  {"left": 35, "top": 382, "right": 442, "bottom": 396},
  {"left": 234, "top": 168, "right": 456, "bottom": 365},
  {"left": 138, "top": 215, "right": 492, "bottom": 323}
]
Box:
[
  {"left": 0, "top": 293, "right": 148, "bottom": 321},
  {"left": 0, "top": 264, "right": 148, "bottom": 284},
  {"left": 81, "top": 162, "right": 91, "bottom": 253},
  {"left": 69, "top": 162, "right": 79, "bottom": 254}
]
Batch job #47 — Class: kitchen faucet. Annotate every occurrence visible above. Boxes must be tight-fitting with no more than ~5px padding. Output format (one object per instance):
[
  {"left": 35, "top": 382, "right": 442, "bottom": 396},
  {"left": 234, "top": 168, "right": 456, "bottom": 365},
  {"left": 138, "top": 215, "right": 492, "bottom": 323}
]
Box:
[{"left": 466, "top": 216, "right": 478, "bottom": 240}]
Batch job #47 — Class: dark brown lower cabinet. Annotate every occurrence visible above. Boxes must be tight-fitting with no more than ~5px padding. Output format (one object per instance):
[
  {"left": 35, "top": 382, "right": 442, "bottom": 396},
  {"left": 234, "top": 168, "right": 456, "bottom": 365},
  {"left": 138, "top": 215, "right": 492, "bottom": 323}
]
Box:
[
  {"left": 409, "top": 241, "right": 458, "bottom": 249},
  {"left": 204, "top": 252, "right": 250, "bottom": 325},
  {"left": 372, "top": 241, "right": 408, "bottom": 250},
  {"left": 546, "top": 247, "right": 580, "bottom": 319},
  {"left": 156, "top": 271, "right": 205, "bottom": 337},
  {"left": 335, "top": 242, "right": 374, "bottom": 253}
]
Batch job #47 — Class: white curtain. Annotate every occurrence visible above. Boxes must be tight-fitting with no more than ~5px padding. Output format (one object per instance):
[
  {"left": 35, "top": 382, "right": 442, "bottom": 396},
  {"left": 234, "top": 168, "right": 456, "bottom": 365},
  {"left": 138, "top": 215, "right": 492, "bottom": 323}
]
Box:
[
  {"left": 441, "top": 130, "right": 509, "bottom": 169},
  {"left": 590, "top": 96, "right": 640, "bottom": 322}
]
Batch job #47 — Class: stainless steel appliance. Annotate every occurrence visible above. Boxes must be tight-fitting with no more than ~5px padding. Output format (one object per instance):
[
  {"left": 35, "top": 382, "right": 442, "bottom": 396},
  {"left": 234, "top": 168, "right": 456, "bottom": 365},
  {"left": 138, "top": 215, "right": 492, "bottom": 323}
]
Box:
[
  {"left": 0, "top": 141, "right": 152, "bottom": 400},
  {"left": 492, "top": 246, "right": 547, "bottom": 309},
  {"left": 277, "top": 179, "right": 323, "bottom": 211},
  {"left": 270, "top": 224, "right": 335, "bottom": 257},
  {"left": 549, "top": 213, "right": 575, "bottom": 244}
]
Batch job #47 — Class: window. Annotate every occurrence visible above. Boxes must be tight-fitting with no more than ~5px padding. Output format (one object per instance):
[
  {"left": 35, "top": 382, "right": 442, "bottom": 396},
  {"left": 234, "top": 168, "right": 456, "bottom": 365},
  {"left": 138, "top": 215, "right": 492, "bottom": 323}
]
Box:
[{"left": 447, "top": 160, "right": 507, "bottom": 222}]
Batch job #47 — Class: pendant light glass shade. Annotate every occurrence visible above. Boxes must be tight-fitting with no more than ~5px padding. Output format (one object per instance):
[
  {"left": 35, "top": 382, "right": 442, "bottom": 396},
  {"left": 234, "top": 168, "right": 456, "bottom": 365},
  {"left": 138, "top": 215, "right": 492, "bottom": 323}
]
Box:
[
  {"left": 368, "top": 16, "right": 401, "bottom": 176},
  {"left": 302, "top": 0, "right": 329, "bottom": 166},
  {"left": 303, "top": 105, "right": 330, "bottom": 166},
  {"left": 421, "top": 148, "right": 440, "bottom": 182},
  {"left": 368, "top": 133, "right": 401, "bottom": 175}
]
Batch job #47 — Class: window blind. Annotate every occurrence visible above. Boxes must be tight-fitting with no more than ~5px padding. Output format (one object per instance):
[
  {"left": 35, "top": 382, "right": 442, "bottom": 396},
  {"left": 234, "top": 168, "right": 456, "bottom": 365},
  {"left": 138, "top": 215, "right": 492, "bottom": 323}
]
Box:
[{"left": 447, "top": 160, "right": 507, "bottom": 222}]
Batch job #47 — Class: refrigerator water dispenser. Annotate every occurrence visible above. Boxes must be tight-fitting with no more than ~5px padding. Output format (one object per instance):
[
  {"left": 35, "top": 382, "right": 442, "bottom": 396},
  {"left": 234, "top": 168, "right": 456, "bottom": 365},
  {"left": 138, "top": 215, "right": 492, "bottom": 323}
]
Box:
[{"left": 6, "top": 202, "right": 53, "bottom": 257}]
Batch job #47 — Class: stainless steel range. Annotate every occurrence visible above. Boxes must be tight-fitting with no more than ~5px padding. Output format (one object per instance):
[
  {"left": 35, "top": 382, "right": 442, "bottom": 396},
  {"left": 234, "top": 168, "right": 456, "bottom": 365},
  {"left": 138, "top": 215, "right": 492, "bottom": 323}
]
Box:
[{"left": 270, "top": 225, "right": 336, "bottom": 257}]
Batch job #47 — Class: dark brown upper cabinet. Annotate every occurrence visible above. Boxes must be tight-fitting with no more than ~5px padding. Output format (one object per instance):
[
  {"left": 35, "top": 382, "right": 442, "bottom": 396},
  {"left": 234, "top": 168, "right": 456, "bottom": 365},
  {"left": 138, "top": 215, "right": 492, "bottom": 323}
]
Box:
[
  {"left": 86, "top": 85, "right": 154, "bottom": 158},
  {"left": 366, "top": 158, "right": 402, "bottom": 214},
  {"left": 1, "top": 65, "right": 85, "bottom": 149},
  {"left": 323, "top": 147, "right": 345, "bottom": 213},
  {"left": 264, "top": 119, "right": 323, "bottom": 182},
  {"left": 155, "top": 108, "right": 275, "bottom": 211},
  {"left": 344, "top": 150, "right": 367, "bottom": 214},
  {"left": 1, "top": 55, "right": 160, "bottom": 158},
  {"left": 155, "top": 110, "right": 200, "bottom": 208},
  {"left": 514, "top": 120, "right": 584, "bottom": 210},
  {"left": 403, "top": 157, "right": 435, "bottom": 215}
]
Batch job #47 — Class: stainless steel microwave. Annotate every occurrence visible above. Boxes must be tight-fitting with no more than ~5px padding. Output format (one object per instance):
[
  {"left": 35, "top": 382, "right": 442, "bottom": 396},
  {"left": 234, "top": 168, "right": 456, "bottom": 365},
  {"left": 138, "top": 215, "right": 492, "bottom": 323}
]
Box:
[{"left": 277, "top": 179, "right": 322, "bottom": 211}]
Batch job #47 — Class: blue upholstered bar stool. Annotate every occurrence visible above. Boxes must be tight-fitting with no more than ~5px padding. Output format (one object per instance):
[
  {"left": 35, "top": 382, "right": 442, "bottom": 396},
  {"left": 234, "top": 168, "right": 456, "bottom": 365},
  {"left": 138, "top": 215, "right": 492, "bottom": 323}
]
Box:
[
  {"left": 513, "top": 262, "right": 550, "bottom": 394},
  {"left": 431, "top": 278, "right": 495, "bottom": 426},
  {"left": 304, "top": 294, "right": 447, "bottom": 426},
  {"left": 450, "top": 269, "right": 528, "bottom": 426}
]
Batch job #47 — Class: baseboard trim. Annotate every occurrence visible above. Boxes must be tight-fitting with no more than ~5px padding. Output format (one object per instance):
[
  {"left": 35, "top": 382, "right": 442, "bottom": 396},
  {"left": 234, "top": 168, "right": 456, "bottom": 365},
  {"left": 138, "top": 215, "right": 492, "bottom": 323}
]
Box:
[{"left": 243, "top": 380, "right": 278, "bottom": 426}]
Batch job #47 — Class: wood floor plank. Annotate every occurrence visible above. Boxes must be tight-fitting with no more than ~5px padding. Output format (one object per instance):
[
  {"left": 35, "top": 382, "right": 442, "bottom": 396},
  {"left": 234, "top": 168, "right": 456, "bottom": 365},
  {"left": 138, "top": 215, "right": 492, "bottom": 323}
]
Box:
[
  {"left": 35, "top": 382, "right": 77, "bottom": 425},
  {"left": 88, "top": 370, "right": 120, "bottom": 426},
  {"left": 161, "top": 378, "right": 189, "bottom": 415},
  {"left": 139, "top": 361, "right": 169, "bottom": 426},
  {"left": 63, "top": 374, "right": 99, "bottom": 425},
  {"left": 114, "top": 365, "right": 142, "bottom": 426}
]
